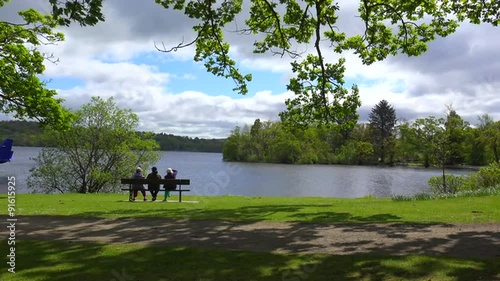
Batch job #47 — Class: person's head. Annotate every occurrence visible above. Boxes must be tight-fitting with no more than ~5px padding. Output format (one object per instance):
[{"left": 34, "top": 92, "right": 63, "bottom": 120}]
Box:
[
  {"left": 166, "top": 168, "right": 173, "bottom": 174},
  {"left": 152, "top": 166, "right": 157, "bottom": 173},
  {"left": 136, "top": 167, "right": 142, "bottom": 173}
]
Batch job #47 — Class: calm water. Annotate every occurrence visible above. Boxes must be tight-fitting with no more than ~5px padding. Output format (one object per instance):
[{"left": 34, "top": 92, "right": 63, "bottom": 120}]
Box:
[{"left": 0, "top": 147, "right": 475, "bottom": 197}]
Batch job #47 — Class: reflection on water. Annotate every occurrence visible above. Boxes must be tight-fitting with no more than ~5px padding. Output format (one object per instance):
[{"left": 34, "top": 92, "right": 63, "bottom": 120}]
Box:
[{"left": 0, "top": 147, "right": 475, "bottom": 198}]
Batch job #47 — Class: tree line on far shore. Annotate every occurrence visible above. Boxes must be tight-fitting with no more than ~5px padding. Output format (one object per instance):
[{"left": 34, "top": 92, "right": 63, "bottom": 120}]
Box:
[
  {"left": 223, "top": 100, "right": 500, "bottom": 168},
  {"left": 0, "top": 120, "right": 225, "bottom": 153}
]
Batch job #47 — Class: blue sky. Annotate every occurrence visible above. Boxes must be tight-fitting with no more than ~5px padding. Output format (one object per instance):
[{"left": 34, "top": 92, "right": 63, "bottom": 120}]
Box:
[
  {"left": 2, "top": 0, "right": 499, "bottom": 138},
  {"left": 46, "top": 77, "right": 86, "bottom": 91},
  {"left": 139, "top": 58, "right": 289, "bottom": 98}
]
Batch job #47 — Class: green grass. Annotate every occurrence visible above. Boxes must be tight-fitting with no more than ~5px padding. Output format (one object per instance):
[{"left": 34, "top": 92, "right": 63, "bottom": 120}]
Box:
[
  {"left": 2, "top": 195, "right": 499, "bottom": 280},
  {"left": 1, "top": 239, "right": 498, "bottom": 281},
  {"left": 2, "top": 193, "right": 499, "bottom": 224}
]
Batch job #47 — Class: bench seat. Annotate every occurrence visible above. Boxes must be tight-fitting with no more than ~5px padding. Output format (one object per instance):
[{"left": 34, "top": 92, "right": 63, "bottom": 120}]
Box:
[{"left": 120, "top": 178, "right": 191, "bottom": 202}]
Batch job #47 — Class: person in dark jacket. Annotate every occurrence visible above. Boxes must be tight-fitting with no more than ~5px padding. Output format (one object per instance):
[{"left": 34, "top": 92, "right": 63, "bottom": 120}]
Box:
[
  {"left": 147, "top": 166, "right": 161, "bottom": 201},
  {"left": 163, "top": 168, "right": 178, "bottom": 202}
]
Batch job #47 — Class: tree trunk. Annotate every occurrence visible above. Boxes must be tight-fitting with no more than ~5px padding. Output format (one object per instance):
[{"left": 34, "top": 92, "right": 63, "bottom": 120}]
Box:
[
  {"left": 493, "top": 141, "right": 499, "bottom": 163},
  {"left": 424, "top": 154, "right": 430, "bottom": 168},
  {"left": 79, "top": 179, "right": 88, "bottom": 193},
  {"left": 442, "top": 164, "right": 447, "bottom": 193}
]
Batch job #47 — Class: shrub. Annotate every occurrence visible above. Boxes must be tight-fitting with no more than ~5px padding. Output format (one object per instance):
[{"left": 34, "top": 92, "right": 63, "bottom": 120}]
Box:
[
  {"left": 392, "top": 185, "right": 500, "bottom": 201},
  {"left": 391, "top": 193, "right": 433, "bottom": 201},
  {"left": 474, "top": 162, "right": 500, "bottom": 188},
  {"left": 428, "top": 174, "right": 465, "bottom": 194},
  {"left": 427, "top": 162, "right": 500, "bottom": 195}
]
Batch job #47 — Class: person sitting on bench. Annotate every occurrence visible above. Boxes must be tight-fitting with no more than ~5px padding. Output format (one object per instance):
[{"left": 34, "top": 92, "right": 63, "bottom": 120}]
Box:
[
  {"left": 131, "top": 167, "right": 147, "bottom": 202},
  {"left": 163, "top": 168, "right": 178, "bottom": 202},
  {"left": 146, "top": 166, "right": 161, "bottom": 201}
]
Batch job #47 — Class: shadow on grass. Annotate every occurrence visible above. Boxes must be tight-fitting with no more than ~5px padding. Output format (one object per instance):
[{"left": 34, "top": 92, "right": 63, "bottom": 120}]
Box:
[
  {"left": 1, "top": 239, "right": 499, "bottom": 281},
  {"left": 77, "top": 202, "right": 409, "bottom": 224},
  {"left": 4, "top": 211, "right": 499, "bottom": 260}
]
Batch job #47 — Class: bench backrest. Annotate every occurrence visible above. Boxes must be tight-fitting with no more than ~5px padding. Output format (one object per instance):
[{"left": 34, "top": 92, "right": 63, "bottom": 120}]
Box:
[{"left": 120, "top": 178, "right": 190, "bottom": 185}]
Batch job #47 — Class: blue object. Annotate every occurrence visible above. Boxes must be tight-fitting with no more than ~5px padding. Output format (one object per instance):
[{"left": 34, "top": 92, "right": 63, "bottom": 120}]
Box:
[{"left": 0, "top": 139, "right": 14, "bottom": 164}]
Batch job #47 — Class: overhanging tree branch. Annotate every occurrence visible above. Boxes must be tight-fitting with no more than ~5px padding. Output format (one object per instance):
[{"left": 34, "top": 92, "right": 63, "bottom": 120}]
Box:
[{"left": 154, "top": 35, "right": 199, "bottom": 53}]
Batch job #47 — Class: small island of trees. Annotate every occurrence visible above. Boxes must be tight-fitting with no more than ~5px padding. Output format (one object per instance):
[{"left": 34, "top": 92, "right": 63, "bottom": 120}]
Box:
[{"left": 223, "top": 100, "right": 500, "bottom": 168}]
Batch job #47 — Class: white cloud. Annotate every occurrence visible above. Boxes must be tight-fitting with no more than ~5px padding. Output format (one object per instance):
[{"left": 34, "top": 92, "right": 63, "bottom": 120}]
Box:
[{"left": 46, "top": 56, "right": 291, "bottom": 138}]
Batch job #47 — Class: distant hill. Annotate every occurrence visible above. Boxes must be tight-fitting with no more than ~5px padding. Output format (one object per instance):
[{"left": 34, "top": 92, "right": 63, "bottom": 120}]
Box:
[
  {"left": 152, "top": 132, "right": 225, "bottom": 153},
  {"left": 0, "top": 120, "right": 45, "bottom": 147},
  {"left": 0, "top": 120, "right": 225, "bottom": 153}
]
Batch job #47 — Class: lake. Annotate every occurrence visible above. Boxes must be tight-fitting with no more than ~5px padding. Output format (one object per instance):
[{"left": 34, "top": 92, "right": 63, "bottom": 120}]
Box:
[{"left": 0, "top": 146, "right": 475, "bottom": 198}]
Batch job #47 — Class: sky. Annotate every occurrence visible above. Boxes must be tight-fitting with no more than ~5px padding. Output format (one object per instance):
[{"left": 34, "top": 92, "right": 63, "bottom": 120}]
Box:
[{"left": 1, "top": 1, "right": 499, "bottom": 138}]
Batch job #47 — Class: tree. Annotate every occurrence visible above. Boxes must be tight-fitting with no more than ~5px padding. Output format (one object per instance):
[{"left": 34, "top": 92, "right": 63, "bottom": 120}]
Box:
[
  {"left": 395, "top": 120, "right": 417, "bottom": 163},
  {"left": 335, "top": 140, "right": 373, "bottom": 165},
  {"left": 269, "top": 128, "right": 301, "bottom": 164},
  {"left": 257, "top": 120, "right": 279, "bottom": 162},
  {"left": 223, "top": 126, "right": 243, "bottom": 161},
  {"left": 463, "top": 126, "right": 486, "bottom": 166},
  {"left": 369, "top": 100, "right": 396, "bottom": 164},
  {"left": 432, "top": 127, "right": 452, "bottom": 193},
  {"left": 335, "top": 123, "right": 374, "bottom": 165},
  {"left": 249, "top": 118, "right": 265, "bottom": 159},
  {"left": 477, "top": 114, "right": 500, "bottom": 164},
  {"left": 0, "top": 0, "right": 104, "bottom": 128},
  {"left": 398, "top": 116, "right": 447, "bottom": 167},
  {"left": 482, "top": 121, "right": 500, "bottom": 164},
  {"left": 444, "top": 106, "right": 468, "bottom": 165},
  {"left": 27, "top": 97, "right": 161, "bottom": 193},
  {"left": 47, "top": 0, "right": 104, "bottom": 27},
  {"left": 478, "top": 113, "right": 495, "bottom": 129},
  {"left": 278, "top": 61, "right": 362, "bottom": 130},
  {"left": 0, "top": 4, "right": 67, "bottom": 128}
]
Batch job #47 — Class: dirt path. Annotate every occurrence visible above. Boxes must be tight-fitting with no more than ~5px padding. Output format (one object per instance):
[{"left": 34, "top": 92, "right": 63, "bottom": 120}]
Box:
[{"left": 1, "top": 215, "right": 499, "bottom": 259}]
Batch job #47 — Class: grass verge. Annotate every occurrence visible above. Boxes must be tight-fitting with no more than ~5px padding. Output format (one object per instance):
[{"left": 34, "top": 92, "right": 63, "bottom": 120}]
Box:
[
  {"left": 1, "top": 239, "right": 498, "bottom": 281},
  {"left": 392, "top": 186, "right": 500, "bottom": 201},
  {"left": 1, "top": 193, "right": 499, "bottom": 223}
]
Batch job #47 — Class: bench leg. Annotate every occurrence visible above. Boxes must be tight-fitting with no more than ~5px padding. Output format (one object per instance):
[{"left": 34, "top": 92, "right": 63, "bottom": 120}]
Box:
[{"left": 179, "top": 190, "right": 182, "bottom": 202}]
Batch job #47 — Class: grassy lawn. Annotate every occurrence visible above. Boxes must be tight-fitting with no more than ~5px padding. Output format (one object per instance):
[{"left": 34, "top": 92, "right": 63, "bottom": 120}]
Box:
[
  {"left": 2, "top": 194, "right": 499, "bottom": 280},
  {"left": 2, "top": 193, "right": 499, "bottom": 224},
  {"left": 1, "top": 239, "right": 498, "bottom": 281}
]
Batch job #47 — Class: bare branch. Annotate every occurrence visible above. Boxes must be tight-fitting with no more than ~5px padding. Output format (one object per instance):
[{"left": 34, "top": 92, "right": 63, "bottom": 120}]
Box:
[
  {"left": 43, "top": 52, "right": 60, "bottom": 64},
  {"left": 154, "top": 36, "right": 199, "bottom": 53}
]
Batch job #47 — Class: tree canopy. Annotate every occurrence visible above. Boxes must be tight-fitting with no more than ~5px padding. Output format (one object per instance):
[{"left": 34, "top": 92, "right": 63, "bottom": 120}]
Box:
[
  {"left": 0, "top": 0, "right": 104, "bottom": 129},
  {"left": 1, "top": 0, "right": 498, "bottom": 129},
  {"left": 0, "top": 1, "right": 66, "bottom": 128}
]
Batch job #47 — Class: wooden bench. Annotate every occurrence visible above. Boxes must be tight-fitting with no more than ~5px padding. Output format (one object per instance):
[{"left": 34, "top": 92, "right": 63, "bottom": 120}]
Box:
[{"left": 120, "top": 178, "right": 191, "bottom": 202}]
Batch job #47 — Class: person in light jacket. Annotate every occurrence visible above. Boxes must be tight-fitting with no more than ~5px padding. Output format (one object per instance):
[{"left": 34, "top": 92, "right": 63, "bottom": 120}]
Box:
[
  {"left": 131, "top": 167, "right": 147, "bottom": 202},
  {"left": 163, "top": 168, "right": 178, "bottom": 202}
]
